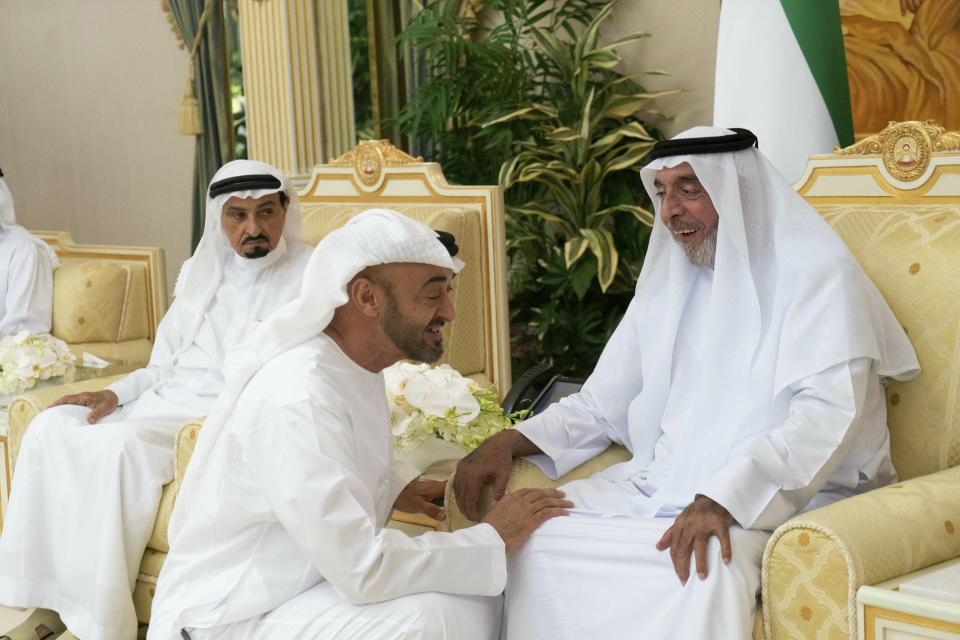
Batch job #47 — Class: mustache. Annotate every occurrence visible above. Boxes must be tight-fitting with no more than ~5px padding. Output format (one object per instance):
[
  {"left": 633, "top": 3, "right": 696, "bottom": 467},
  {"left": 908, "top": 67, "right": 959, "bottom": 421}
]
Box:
[
  {"left": 666, "top": 218, "right": 704, "bottom": 231},
  {"left": 242, "top": 234, "right": 269, "bottom": 244}
]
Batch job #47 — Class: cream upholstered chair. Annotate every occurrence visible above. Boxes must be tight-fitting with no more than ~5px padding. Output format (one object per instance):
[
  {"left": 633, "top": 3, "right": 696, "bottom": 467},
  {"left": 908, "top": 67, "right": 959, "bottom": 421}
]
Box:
[
  {"left": 444, "top": 121, "right": 960, "bottom": 640},
  {"left": 6, "top": 233, "right": 166, "bottom": 474},
  {"left": 3, "top": 141, "right": 510, "bottom": 625},
  {"left": 35, "top": 231, "right": 165, "bottom": 367}
]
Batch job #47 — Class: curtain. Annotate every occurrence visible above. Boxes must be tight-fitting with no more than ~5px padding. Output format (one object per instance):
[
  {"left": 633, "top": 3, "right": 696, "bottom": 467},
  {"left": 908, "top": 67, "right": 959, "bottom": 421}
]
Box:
[{"left": 163, "top": 0, "right": 233, "bottom": 252}]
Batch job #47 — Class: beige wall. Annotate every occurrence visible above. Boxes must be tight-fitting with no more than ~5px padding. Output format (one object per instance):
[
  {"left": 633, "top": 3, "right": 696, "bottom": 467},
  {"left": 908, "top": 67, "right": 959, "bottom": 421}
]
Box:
[
  {"left": 605, "top": 1, "right": 721, "bottom": 137},
  {"left": 0, "top": 0, "right": 195, "bottom": 295}
]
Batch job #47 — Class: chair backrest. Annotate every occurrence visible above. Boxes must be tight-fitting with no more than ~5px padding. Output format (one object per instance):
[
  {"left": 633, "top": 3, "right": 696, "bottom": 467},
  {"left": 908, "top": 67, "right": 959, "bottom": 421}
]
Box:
[
  {"left": 297, "top": 140, "right": 512, "bottom": 392},
  {"left": 35, "top": 231, "right": 168, "bottom": 344},
  {"left": 796, "top": 121, "right": 960, "bottom": 480}
]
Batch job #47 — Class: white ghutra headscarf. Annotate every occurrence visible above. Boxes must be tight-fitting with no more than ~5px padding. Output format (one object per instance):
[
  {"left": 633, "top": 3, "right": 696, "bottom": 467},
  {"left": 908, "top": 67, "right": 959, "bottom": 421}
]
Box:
[
  {"left": 169, "top": 209, "right": 464, "bottom": 535},
  {"left": 0, "top": 175, "right": 60, "bottom": 270},
  {"left": 170, "top": 159, "right": 304, "bottom": 359},
  {"left": 588, "top": 126, "right": 919, "bottom": 507}
]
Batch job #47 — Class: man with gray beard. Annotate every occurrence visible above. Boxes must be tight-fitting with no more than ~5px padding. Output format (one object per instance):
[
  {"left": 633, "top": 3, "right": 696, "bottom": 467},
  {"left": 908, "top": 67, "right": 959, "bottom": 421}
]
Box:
[{"left": 454, "top": 127, "right": 919, "bottom": 639}]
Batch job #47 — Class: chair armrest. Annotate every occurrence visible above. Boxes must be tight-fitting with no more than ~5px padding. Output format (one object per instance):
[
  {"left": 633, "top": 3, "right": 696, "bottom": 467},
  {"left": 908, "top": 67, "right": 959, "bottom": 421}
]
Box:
[
  {"left": 7, "top": 373, "right": 128, "bottom": 475},
  {"left": 174, "top": 418, "right": 205, "bottom": 491},
  {"left": 145, "top": 418, "right": 205, "bottom": 553},
  {"left": 443, "top": 443, "right": 632, "bottom": 532},
  {"left": 762, "top": 465, "right": 960, "bottom": 640}
]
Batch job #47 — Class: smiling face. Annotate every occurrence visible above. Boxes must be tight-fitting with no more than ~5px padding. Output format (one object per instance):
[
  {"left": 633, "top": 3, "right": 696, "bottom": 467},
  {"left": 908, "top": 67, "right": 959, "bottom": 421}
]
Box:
[
  {"left": 220, "top": 192, "right": 288, "bottom": 259},
  {"left": 378, "top": 263, "right": 456, "bottom": 364},
  {"left": 654, "top": 162, "right": 720, "bottom": 268}
]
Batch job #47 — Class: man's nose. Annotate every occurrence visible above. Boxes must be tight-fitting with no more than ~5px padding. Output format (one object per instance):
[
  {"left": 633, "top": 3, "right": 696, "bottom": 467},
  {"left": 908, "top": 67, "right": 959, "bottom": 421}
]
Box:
[
  {"left": 437, "top": 292, "right": 456, "bottom": 323},
  {"left": 242, "top": 215, "right": 263, "bottom": 236},
  {"left": 660, "top": 191, "right": 681, "bottom": 224}
]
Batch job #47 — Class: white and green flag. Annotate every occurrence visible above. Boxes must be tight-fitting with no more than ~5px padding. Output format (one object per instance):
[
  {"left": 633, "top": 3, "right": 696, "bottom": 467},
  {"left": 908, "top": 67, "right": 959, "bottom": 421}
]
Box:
[{"left": 713, "top": 0, "right": 855, "bottom": 182}]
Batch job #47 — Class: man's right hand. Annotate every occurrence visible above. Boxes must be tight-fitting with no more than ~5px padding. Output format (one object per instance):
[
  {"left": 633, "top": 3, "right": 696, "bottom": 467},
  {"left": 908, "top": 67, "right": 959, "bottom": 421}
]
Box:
[
  {"left": 454, "top": 429, "right": 542, "bottom": 521},
  {"left": 49, "top": 390, "right": 119, "bottom": 424},
  {"left": 482, "top": 488, "right": 573, "bottom": 553}
]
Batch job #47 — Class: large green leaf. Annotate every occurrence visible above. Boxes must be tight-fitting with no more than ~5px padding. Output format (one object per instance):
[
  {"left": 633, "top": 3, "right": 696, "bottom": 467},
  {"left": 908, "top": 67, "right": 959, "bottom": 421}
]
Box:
[
  {"left": 594, "top": 32, "right": 650, "bottom": 52},
  {"left": 575, "top": 3, "right": 614, "bottom": 67},
  {"left": 590, "top": 204, "right": 656, "bottom": 227},
  {"left": 580, "top": 228, "right": 619, "bottom": 292},
  {"left": 590, "top": 121, "right": 655, "bottom": 155},
  {"left": 531, "top": 27, "right": 573, "bottom": 79},
  {"left": 600, "top": 141, "right": 655, "bottom": 173},
  {"left": 483, "top": 103, "right": 558, "bottom": 126},
  {"left": 546, "top": 127, "right": 584, "bottom": 142},
  {"left": 598, "top": 91, "right": 678, "bottom": 119},
  {"left": 564, "top": 236, "right": 589, "bottom": 267},
  {"left": 568, "top": 256, "right": 598, "bottom": 300},
  {"left": 509, "top": 204, "right": 577, "bottom": 236},
  {"left": 582, "top": 49, "right": 620, "bottom": 69}
]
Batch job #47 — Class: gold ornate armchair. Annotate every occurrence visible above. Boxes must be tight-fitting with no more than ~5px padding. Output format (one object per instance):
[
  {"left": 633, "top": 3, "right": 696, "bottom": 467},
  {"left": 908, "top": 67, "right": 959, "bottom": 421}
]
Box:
[
  {"left": 5, "top": 234, "right": 167, "bottom": 475},
  {"left": 38, "top": 231, "right": 166, "bottom": 367},
  {"left": 444, "top": 121, "right": 960, "bottom": 640},
  {"left": 7, "top": 141, "right": 511, "bottom": 625}
]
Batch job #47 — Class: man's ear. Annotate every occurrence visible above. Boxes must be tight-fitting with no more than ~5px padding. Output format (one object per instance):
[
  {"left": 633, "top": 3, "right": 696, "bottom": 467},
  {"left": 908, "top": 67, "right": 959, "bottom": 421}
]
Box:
[{"left": 348, "top": 276, "right": 383, "bottom": 318}]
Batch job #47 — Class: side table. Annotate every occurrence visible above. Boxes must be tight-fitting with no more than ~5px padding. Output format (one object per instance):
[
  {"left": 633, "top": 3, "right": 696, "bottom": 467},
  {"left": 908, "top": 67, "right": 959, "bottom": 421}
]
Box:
[{"left": 858, "top": 557, "right": 960, "bottom": 639}]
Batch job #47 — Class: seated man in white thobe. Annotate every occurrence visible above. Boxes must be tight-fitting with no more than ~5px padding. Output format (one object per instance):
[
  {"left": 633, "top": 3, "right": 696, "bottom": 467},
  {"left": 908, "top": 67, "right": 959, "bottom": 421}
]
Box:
[
  {"left": 0, "top": 170, "right": 58, "bottom": 336},
  {"left": 147, "top": 209, "right": 573, "bottom": 640},
  {"left": 454, "top": 127, "right": 921, "bottom": 639},
  {"left": 0, "top": 160, "right": 313, "bottom": 640}
]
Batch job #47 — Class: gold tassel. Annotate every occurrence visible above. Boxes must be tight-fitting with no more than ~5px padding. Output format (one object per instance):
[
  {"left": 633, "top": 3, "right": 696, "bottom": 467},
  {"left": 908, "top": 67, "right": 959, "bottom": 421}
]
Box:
[{"left": 178, "top": 75, "right": 204, "bottom": 136}]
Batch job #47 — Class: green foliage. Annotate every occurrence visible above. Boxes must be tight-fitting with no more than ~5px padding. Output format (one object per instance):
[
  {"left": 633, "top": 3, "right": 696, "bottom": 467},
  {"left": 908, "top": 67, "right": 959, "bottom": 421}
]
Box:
[
  {"left": 397, "top": 0, "right": 673, "bottom": 377},
  {"left": 348, "top": 0, "right": 376, "bottom": 141}
]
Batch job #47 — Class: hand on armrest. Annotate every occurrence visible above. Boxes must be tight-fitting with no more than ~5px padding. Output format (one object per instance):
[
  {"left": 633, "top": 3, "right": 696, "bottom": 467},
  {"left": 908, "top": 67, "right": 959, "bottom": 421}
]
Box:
[{"left": 453, "top": 429, "right": 542, "bottom": 521}]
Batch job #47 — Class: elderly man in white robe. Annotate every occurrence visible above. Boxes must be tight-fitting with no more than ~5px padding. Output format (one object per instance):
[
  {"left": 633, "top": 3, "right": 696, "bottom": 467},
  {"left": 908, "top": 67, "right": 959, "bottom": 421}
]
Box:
[
  {"left": 0, "top": 170, "right": 58, "bottom": 336},
  {"left": 0, "top": 160, "right": 312, "bottom": 640},
  {"left": 454, "top": 127, "right": 921, "bottom": 639},
  {"left": 146, "top": 210, "right": 573, "bottom": 640}
]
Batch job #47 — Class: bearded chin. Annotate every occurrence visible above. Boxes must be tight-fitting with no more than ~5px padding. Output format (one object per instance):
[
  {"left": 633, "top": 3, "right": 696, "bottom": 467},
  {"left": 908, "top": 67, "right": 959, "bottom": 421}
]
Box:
[{"left": 685, "top": 225, "right": 718, "bottom": 269}]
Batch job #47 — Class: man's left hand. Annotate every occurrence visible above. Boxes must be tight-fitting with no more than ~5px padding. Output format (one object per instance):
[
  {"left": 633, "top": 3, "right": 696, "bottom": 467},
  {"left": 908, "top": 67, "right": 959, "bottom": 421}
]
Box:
[
  {"left": 656, "top": 494, "right": 735, "bottom": 585},
  {"left": 393, "top": 479, "right": 447, "bottom": 522}
]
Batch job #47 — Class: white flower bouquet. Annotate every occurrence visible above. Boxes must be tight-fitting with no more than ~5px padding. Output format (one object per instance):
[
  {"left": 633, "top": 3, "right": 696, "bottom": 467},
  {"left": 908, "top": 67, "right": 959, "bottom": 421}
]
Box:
[
  {"left": 385, "top": 362, "right": 517, "bottom": 456},
  {"left": 0, "top": 331, "right": 77, "bottom": 395}
]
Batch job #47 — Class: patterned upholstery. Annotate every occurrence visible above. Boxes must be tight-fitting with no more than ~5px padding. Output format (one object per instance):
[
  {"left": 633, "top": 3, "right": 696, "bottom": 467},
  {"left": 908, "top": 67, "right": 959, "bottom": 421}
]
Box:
[
  {"left": 52, "top": 260, "right": 150, "bottom": 344},
  {"left": 816, "top": 205, "right": 960, "bottom": 480}
]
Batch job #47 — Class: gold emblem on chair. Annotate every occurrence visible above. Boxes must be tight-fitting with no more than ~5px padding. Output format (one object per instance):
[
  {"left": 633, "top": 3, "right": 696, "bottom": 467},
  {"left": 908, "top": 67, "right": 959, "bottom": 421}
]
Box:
[
  {"left": 330, "top": 140, "right": 423, "bottom": 188},
  {"left": 834, "top": 120, "right": 960, "bottom": 183}
]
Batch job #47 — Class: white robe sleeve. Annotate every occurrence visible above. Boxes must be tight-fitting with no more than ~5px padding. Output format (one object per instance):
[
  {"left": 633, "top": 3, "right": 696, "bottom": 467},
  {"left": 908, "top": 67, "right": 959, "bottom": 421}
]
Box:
[
  {"left": 516, "top": 297, "right": 645, "bottom": 479},
  {"left": 243, "top": 399, "right": 507, "bottom": 605},
  {"left": 0, "top": 241, "right": 52, "bottom": 336},
  {"left": 105, "top": 300, "right": 184, "bottom": 405},
  {"left": 699, "top": 357, "right": 872, "bottom": 531}
]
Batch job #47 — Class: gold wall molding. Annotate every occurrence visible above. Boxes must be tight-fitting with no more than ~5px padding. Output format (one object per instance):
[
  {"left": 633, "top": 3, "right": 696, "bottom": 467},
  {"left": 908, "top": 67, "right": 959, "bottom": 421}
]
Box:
[{"left": 238, "top": 0, "right": 356, "bottom": 185}]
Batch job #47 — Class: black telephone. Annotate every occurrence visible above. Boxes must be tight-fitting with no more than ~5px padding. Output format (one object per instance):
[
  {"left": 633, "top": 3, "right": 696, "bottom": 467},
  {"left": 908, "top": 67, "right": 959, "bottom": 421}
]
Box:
[{"left": 501, "top": 363, "right": 585, "bottom": 419}]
